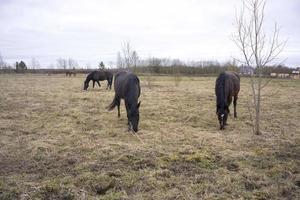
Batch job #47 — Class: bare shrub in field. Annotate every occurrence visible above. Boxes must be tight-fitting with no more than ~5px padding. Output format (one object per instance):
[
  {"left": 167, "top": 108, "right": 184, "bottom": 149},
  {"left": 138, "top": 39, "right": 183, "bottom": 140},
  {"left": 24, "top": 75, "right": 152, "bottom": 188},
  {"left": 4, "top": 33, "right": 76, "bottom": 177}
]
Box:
[
  {"left": 174, "top": 73, "right": 182, "bottom": 87},
  {"left": 233, "top": 0, "right": 285, "bottom": 135}
]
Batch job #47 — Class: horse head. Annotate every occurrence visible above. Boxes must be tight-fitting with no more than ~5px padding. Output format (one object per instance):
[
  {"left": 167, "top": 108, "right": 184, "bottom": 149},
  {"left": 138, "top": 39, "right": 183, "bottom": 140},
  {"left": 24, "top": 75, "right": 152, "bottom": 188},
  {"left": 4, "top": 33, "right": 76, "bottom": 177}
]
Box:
[
  {"left": 217, "top": 106, "right": 229, "bottom": 130},
  {"left": 128, "top": 101, "right": 141, "bottom": 132},
  {"left": 83, "top": 81, "right": 89, "bottom": 90}
]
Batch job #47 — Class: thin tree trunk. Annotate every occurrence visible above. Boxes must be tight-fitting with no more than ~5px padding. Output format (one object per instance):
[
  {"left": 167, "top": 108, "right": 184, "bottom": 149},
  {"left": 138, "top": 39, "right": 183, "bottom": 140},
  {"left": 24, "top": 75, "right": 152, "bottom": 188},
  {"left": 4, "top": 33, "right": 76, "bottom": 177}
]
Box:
[
  {"left": 255, "top": 84, "right": 261, "bottom": 135},
  {"left": 256, "top": 71, "right": 263, "bottom": 134}
]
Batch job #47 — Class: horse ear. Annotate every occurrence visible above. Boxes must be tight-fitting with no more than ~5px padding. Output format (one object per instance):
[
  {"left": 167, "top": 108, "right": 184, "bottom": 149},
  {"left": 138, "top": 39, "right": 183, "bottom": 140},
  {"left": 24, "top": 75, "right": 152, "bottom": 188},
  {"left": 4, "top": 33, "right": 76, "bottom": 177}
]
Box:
[{"left": 137, "top": 101, "right": 141, "bottom": 109}]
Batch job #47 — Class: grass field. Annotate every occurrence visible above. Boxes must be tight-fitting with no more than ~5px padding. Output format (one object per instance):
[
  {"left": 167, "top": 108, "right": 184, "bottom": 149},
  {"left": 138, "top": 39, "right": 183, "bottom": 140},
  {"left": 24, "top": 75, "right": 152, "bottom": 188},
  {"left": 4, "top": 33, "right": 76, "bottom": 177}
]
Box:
[{"left": 0, "top": 74, "right": 299, "bottom": 199}]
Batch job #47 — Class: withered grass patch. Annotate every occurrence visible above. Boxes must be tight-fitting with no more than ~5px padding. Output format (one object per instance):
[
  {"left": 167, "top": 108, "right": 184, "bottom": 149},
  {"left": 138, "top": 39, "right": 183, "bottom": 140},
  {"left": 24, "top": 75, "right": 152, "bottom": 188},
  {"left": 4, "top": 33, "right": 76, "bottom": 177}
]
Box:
[{"left": 0, "top": 74, "right": 299, "bottom": 199}]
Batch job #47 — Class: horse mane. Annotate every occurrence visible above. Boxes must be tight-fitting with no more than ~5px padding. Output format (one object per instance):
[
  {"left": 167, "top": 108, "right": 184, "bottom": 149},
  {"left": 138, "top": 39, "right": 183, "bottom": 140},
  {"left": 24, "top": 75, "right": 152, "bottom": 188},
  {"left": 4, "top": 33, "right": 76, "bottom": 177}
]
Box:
[{"left": 84, "top": 71, "right": 95, "bottom": 83}]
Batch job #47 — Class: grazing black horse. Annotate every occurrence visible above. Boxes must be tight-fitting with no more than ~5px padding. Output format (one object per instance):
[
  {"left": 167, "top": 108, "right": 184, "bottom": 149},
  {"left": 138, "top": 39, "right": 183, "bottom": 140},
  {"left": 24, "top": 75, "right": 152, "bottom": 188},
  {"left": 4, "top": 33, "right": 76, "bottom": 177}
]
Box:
[
  {"left": 83, "top": 70, "right": 113, "bottom": 90},
  {"left": 107, "top": 71, "right": 141, "bottom": 132},
  {"left": 215, "top": 71, "right": 240, "bottom": 130},
  {"left": 66, "top": 71, "right": 76, "bottom": 77}
]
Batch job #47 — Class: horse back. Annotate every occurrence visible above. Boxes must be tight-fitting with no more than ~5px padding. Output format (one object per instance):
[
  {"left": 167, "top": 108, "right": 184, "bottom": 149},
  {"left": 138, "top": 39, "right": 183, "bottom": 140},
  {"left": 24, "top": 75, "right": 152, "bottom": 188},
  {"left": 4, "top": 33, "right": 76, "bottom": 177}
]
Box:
[
  {"left": 91, "top": 71, "right": 106, "bottom": 81},
  {"left": 105, "top": 71, "right": 113, "bottom": 79},
  {"left": 225, "top": 71, "right": 240, "bottom": 96},
  {"left": 114, "top": 71, "right": 140, "bottom": 99}
]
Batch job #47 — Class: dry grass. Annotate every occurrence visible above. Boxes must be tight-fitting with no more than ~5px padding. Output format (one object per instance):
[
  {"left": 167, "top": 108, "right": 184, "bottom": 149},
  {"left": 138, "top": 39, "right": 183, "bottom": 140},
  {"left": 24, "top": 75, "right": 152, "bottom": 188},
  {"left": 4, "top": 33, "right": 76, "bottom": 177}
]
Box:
[{"left": 0, "top": 74, "right": 299, "bottom": 199}]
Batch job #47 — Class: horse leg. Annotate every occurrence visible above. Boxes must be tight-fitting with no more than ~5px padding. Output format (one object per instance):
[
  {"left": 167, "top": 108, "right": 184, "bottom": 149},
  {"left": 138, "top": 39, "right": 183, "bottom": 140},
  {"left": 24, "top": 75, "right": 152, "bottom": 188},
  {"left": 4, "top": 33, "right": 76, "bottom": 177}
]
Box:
[
  {"left": 227, "top": 96, "right": 232, "bottom": 115},
  {"left": 93, "top": 80, "right": 95, "bottom": 88},
  {"left": 97, "top": 81, "right": 101, "bottom": 88},
  {"left": 116, "top": 98, "right": 121, "bottom": 118},
  {"left": 106, "top": 80, "right": 109, "bottom": 90},
  {"left": 234, "top": 95, "right": 238, "bottom": 118},
  {"left": 125, "top": 101, "right": 131, "bottom": 130},
  {"left": 125, "top": 101, "right": 130, "bottom": 119}
]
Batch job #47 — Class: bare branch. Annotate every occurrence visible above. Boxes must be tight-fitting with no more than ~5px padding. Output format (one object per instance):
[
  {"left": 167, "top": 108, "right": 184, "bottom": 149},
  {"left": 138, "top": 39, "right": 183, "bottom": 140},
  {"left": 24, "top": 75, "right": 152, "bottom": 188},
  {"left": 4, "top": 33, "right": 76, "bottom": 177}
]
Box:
[{"left": 233, "top": 0, "right": 285, "bottom": 135}]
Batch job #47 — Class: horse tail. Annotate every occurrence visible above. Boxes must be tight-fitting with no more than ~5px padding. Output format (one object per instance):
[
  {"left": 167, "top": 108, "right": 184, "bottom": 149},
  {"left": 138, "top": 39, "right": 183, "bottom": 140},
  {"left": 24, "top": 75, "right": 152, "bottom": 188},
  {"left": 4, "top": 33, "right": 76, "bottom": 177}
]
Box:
[{"left": 107, "top": 95, "right": 118, "bottom": 111}]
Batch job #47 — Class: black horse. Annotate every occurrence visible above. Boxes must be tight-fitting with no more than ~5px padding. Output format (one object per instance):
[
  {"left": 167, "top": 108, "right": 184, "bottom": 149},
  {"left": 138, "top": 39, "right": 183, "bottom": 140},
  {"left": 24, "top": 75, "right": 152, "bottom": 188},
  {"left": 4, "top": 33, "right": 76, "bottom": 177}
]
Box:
[
  {"left": 83, "top": 70, "right": 113, "bottom": 90},
  {"left": 66, "top": 71, "right": 76, "bottom": 77},
  {"left": 107, "top": 71, "right": 141, "bottom": 132},
  {"left": 215, "top": 71, "right": 240, "bottom": 130}
]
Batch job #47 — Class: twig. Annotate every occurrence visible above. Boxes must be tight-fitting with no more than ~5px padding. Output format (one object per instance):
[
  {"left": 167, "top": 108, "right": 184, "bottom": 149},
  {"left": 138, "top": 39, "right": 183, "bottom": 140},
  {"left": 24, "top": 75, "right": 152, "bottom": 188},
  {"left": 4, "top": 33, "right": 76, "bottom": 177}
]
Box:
[{"left": 133, "top": 132, "right": 145, "bottom": 145}]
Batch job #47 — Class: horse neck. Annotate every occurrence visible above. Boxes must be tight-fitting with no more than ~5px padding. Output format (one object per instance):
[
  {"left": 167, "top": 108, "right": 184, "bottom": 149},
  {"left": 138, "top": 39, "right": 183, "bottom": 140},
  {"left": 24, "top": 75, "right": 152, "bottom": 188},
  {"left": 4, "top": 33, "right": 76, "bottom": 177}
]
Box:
[
  {"left": 85, "top": 76, "right": 91, "bottom": 83},
  {"left": 216, "top": 79, "right": 226, "bottom": 108},
  {"left": 125, "top": 81, "right": 139, "bottom": 109},
  {"left": 127, "top": 99, "right": 138, "bottom": 114}
]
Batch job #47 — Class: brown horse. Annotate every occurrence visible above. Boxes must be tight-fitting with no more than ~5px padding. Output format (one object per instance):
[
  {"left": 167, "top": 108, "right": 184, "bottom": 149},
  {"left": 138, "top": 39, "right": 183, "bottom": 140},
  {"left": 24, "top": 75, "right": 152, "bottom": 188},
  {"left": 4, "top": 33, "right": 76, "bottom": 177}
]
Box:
[{"left": 215, "top": 71, "right": 240, "bottom": 130}]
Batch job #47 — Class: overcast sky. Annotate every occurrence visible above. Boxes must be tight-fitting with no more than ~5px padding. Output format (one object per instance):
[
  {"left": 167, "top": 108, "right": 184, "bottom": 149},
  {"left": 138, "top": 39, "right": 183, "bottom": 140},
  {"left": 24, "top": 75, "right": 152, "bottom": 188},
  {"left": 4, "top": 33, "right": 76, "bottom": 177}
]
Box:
[{"left": 0, "top": 0, "right": 299, "bottom": 68}]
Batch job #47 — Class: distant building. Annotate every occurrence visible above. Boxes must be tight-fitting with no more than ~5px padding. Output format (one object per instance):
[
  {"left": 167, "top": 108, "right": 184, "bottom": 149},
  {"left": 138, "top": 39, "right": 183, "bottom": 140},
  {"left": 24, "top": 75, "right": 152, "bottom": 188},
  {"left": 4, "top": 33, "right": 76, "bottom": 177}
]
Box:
[
  {"left": 270, "top": 73, "right": 277, "bottom": 77},
  {"left": 239, "top": 66, "right": 254, "bottom": 75},
  {"left": 270, "top": 71, "right": 299, "bottom": 79},
  {"left": 291, "top": 70, "right": 300, "bottom": 79},
  {"left": 277, "top": 73, "right": 290, "bottom": 78}
]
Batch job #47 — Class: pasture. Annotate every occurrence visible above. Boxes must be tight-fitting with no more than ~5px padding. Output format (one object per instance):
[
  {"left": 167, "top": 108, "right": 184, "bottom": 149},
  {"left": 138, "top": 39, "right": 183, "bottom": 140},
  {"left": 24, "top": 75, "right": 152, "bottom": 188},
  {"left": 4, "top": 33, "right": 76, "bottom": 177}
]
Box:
[{"left": 0, "top": 74, "right": 299, "bottom": 199}]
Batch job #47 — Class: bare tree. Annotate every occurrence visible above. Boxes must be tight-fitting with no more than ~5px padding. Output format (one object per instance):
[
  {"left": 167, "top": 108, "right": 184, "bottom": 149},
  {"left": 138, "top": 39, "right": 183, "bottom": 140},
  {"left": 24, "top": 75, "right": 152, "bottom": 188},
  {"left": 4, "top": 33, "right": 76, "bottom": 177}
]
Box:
[
  {"left": 116, "top": 51, "right": 124, "bottom": 68},
  {"left": 57, "top": 58, "right": 67, "bottom": 69},
  {"left": 121, "top": 40, "right": 139, "bottom": 69},
  {"left": 233, "top": 0, "right": 285, "bottom": 135},
  {"left": 131, "top": 51, "right": 139, "bottom": 68},
  {"left": 0, "top": 53, "right": 6, "bottom": 69},
  {"left": 122, "top": 40, "right": 132, "bottom": 68},
  {"left": 31, "top": 57, "right": 40, "bottom": 69},
  {"left": 48, "top": 64, "right": 55, "bottom": 69},
  {"left": 86, "top": 63, "right": 91, "bottom": 69},
  {"left": 68, "top": 58, "right": 78, "bottom": 69},
  {"left": 108, "top": 61, "right": 114, "bottom": 69}
]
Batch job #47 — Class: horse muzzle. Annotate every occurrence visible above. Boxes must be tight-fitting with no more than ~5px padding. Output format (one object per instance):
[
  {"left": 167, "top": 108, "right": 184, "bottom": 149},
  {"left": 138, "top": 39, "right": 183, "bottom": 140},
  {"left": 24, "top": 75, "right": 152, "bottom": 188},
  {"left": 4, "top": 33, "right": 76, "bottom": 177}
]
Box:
[
  {"left": 128, "top": 122, "right": 138, "bottom": 133},
  {"left": 128, "top": 122, "right": 133, "bottom": 132},
  {"left": 219, "top": 114, "right": 225, "bottom": 130}
]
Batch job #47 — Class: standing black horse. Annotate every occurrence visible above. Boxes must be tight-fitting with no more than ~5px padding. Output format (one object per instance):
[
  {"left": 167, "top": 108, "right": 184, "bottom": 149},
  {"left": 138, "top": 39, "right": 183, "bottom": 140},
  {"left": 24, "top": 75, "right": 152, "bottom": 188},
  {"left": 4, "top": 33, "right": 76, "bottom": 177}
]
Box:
[
  {"left": 66, "top": 71, "right": 76, "bottom": 77},
  {"left": 83, "top": 70, "right": 113, "bottom": 90},
  {"left": 215, "top": 71, "right": 240, "bottom": 130},
  {"left": 107, "top": 71, "right": 141, "bottom": 132}
]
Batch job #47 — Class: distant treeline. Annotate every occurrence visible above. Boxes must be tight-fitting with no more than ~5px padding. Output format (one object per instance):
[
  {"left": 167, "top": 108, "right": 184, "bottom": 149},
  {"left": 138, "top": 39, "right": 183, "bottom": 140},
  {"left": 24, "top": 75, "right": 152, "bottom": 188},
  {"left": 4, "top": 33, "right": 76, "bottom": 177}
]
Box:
[
  {"left": 0, "top": 68, "right": 95, "bottom": 74},
  {"left": 0, "top": 66, "right": 297, "bottom": 76},
  {"left": 131, "top": 65, "right": 298, "bottom": 76},
  {"left": 0, "top": 57, "right": 298, "bottom": 76},
  {"left": 132, "top": 64, "right": 239, "bottom": 75}
]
